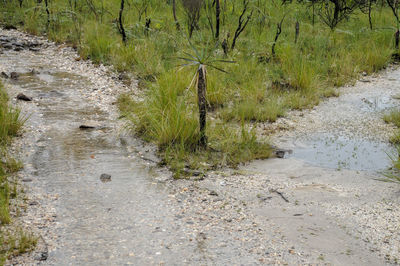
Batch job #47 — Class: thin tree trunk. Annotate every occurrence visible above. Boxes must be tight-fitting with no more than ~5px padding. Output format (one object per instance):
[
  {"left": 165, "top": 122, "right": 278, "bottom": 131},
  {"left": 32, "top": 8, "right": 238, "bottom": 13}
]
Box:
[
  {"left": 396, "top": 29, "right": 399, "bottom": 49},
  {"left": 312, "top": 2, "right": 315, "bottom": 26},
  {"left": 197, "top": 65, "right": 207, "bottom": 148},
  {"left": 172, "top": 0, "right": 180, "bottom": 30},
  {"left": 295, "top": 21, "right": 299, "bottom": 44},
  {"left": 215, "top": 0, "right": 220, "bottom": 39},
  {"left": 119, "top": 0, "right": 127, "bottom": 43},
  {"left": 45, "top": 0, "right": 50, "bottom": 28},
  {"left": 368, "top": 0, "right": 373, "bottom": 30}
]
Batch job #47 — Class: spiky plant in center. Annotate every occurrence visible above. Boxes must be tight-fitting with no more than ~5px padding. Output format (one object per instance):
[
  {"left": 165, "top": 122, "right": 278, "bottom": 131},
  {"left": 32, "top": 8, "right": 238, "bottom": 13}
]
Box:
[{"left": 177, "top": 41, "right": 234, "bottom": 148}]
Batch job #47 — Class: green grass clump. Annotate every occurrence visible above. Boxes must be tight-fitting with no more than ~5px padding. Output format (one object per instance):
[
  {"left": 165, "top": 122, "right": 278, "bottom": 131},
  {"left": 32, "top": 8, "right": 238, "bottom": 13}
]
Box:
[
  {"left": 0, "top": 82, "right": 23, "bottom": 224},
  {"left": 384, "top": 110, "right": 400, "bottom": 143},
  {"left": 0, "top": 81, "right": 34, "bottom": 263},
  {"left": 0, "top": 228, "right": 37, "bottom": 264}
]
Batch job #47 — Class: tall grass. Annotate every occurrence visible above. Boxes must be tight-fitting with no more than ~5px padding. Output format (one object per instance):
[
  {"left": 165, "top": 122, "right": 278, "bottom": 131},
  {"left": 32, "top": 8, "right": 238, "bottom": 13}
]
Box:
[
  {"left": 0, "top": 81, "right": 23, "bottom": 223},
  {"left": 2, "top": 0, "right": 397, "bottom": 174}
]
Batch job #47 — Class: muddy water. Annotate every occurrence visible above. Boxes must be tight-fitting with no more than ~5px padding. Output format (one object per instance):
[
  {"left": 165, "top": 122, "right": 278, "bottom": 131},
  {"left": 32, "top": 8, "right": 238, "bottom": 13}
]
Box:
[
  {"left": 271, "top": 73, "right": 400, "bottom": 173},
  {"left": 284, "top": 133, "right": 394, "bottom": 172},
  {"left": 0, "top": 47, "right": 206, "bottom": 265}
]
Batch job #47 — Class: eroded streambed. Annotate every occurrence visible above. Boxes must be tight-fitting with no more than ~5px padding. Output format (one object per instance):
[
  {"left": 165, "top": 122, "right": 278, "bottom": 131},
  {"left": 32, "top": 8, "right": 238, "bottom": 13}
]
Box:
[{"left": 1, "top": 29, "right": 400, "bottom": 265}]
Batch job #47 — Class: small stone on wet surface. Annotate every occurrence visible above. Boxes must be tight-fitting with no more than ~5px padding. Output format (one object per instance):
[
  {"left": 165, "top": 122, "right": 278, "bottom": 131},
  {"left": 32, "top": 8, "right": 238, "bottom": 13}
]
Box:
[
  {"left": 16, "top": 93, "right": 32, "bottom": 101},
  {"left": 100, "top": 173, "right": 111, "bottom": 182}
]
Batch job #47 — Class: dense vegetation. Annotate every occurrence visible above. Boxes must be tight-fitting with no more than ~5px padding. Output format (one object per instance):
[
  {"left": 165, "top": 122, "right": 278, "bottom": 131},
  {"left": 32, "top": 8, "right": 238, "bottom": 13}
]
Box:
[
  {"left": 0, "top": 81, "right": 36, "bottom": 264},
  {"left": 1, "top": 0, "right": 399, "bottom": 176}
]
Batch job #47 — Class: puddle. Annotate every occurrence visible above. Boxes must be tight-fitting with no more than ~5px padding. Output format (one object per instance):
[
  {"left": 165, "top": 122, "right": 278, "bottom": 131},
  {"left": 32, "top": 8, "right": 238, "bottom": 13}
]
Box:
[{"left": 287, "top": 133, "right": 395, "bottom": 172}]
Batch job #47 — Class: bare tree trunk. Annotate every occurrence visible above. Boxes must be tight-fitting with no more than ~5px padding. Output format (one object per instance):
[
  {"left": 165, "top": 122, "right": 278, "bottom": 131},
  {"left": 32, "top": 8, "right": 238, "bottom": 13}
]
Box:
[
  {"left": 197, "top": 65, "right": 207, "bottom": 148},
  {"left": 231, "top": 0, "right": 252, "bottom": 50},
  {"left": 312, "top": 2, "right": 315, "bottom": 26},
  {"left": 172, "top": 0, "right": 180, "bottom": 30},
  {"left": 396, "top": 29, "right": 399, "bottom": 49},
  {"left": 44, "top": 0, "right": 50, "bottom": 28},
  {"left": 215, "top": 0, "right": 220, "bottom": 39},
  {"left": 272, "top": 15, "right": 285, "bottom": 56},
  {"left": 368, "top": 0, "right": 373, "bottom": 30},
  {"left": 119, "top": 0, "right": 127, "bottom": 43},
  {"left": 145, "top": 18, "right": 151, "bottom": 36},
  {"left": 295, "top": 21, "right": 299, "bottom": 44}
]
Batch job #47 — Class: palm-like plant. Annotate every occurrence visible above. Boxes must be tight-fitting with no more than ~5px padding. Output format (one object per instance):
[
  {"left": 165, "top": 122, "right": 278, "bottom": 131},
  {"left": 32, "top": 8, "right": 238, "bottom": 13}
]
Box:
[{"left": 177, "top": 42, "right": 234, "bottom": 148}]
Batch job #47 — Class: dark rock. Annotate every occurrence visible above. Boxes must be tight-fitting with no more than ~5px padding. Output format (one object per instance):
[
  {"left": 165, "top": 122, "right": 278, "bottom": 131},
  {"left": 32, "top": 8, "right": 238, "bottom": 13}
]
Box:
[
  {"left": 1, "top": 43, "right": 13, "bottom": 49},
  {"left": 3, "top": 25, "right": 17, "bottom": 30},
  {"left": 275, "top": 148, "right": 293, "bottom": 159},
  {"left": 275, "top": 150, "right": 286, "bottom": 158},
  {"left": 14, "top": 47, "right": 22, "bottom": 51},
  {"left": 29, "top": 201, "right": 39, "bottom": 206},
  {"left": 10, "top": 72, "right": 19, "bottom": 80},
  {"left": 17, "top": 93, "right": 33, "bottom": 101},
  {"left": 100, "top": 173, "right": 111, "bottom": 182},
  {"left": 22, "top": 178, "right": 33, "bottom": 182},
  {"left": 36, "top": 251, "right": 48, "bottom": 261},
  {"left": 79, "top": 125, "right": 96, "bottom": 130},
  {"left": 1, "top": 72, "right": 8, "bottom": 78},
  {"left": 209, "top": 190, "right": 218, "bottom": 196}
]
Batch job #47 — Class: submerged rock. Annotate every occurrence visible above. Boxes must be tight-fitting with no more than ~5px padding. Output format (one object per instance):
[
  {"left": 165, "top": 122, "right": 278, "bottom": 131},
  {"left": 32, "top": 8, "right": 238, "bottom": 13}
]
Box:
[
  {"left": 16, "top": 93, "right": 32, "bottom": 101},
  {"left": 10, "top": 72, "right": 19, "bottom": 80},
  {"left": 1, "top": 71, "right": 8, "bottom": 78},
  {"left": 79, "top": 125, "right": 96, "bottom": 130},
  {"left": 100, "top": 173, "right": 111, "bottom": 182}
]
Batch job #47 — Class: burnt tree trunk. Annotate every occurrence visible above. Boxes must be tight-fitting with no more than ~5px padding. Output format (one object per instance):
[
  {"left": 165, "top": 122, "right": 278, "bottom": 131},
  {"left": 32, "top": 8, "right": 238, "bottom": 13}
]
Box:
[
  {"left": 272, "top": 16, "right": 285, "bottom": 56},
  {"left": 295, "top": 21, "right": 299, "bottom": 44},
  {"left": 119, "top": 0, "right": 127, "bottom": 43},
  {"left": 45, "top": 0, "right": 50, "bottom": 27},
  {"left": 145, "top": 18, "right": 151, "bottom": 36},
  {"left": 368, "top": 0, "right": 373, "bottom": 30},
  {"left": 172, "top": 0, "right": 180, "bottom": 30},
  {"left": 215, "top": 0, "right": 220, "bottom": 39},
  {"left": 197, "top": 65, "right": 207, "bottom": 148}
]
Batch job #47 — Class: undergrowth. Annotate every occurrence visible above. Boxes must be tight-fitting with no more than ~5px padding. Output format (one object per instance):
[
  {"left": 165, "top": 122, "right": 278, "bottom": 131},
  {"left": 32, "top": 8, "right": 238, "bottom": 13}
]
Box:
[
  {"left": 1, "top": 0, "right": 397, "bottom": 175},
  {"left": 0, "top": 81, "right": 35, "bottom": 264}
]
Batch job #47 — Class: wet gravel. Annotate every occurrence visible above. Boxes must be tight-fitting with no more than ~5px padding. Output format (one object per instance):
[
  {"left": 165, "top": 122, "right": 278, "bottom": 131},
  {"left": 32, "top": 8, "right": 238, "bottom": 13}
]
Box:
[{"left": 1, "top": 28, "right": 399, "bottom": 265}]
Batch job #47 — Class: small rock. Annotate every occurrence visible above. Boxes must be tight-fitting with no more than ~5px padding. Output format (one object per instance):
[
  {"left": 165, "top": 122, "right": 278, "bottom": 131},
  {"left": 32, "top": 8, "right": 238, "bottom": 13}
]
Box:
[
  {"left": 275, "top": 150, "right": 286, "bottom": 158},
  {"left": 10, "top": 72, "right": 19, "bottom": 80},
  {"left": 100, "top": 173, "right": 111, "bottom": 182},
  {"left": 17, "top": 93, "right": 32, "bottom": 101},
  {"left": 36, "top": 251, "right": 48, "bottom": 261},
  {"left": 1, "top": 72, "right": 8, "bottom": 78},
  {"left": 275, "top": 149, "right": 292, "bottom": 159},
  {"left": 3, "top": 25, "right": 17, "bottom": 30},
  {"left": 79, "top": 125, "right": 96, "bottom": 130},
  {"left": 29, "top": 201, "right": 39, "bottom": 206},
  {"left": 1, "top": 43, "right": 12, "bottom": 49},
  {"left": 209, "top": 191, "right": 218, "bottom": 196},
  {"left": 22, "top": 178, "right": 33, "bottom": 182}
]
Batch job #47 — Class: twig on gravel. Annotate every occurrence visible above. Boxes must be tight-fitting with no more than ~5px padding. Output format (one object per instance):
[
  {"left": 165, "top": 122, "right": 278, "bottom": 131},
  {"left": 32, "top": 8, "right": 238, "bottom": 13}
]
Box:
[{"left": 269, "top": 189, "right": 289, "bottom": 203}]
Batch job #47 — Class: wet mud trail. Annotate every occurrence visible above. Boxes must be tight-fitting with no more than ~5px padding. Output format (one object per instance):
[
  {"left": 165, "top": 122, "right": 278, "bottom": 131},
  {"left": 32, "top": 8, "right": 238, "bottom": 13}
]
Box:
[
  {"left": 1, "top": 29, "right": 400, "bottom": 265},
  {"left": 0, "top": 30, "right": 209, "bottom": 265}
]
